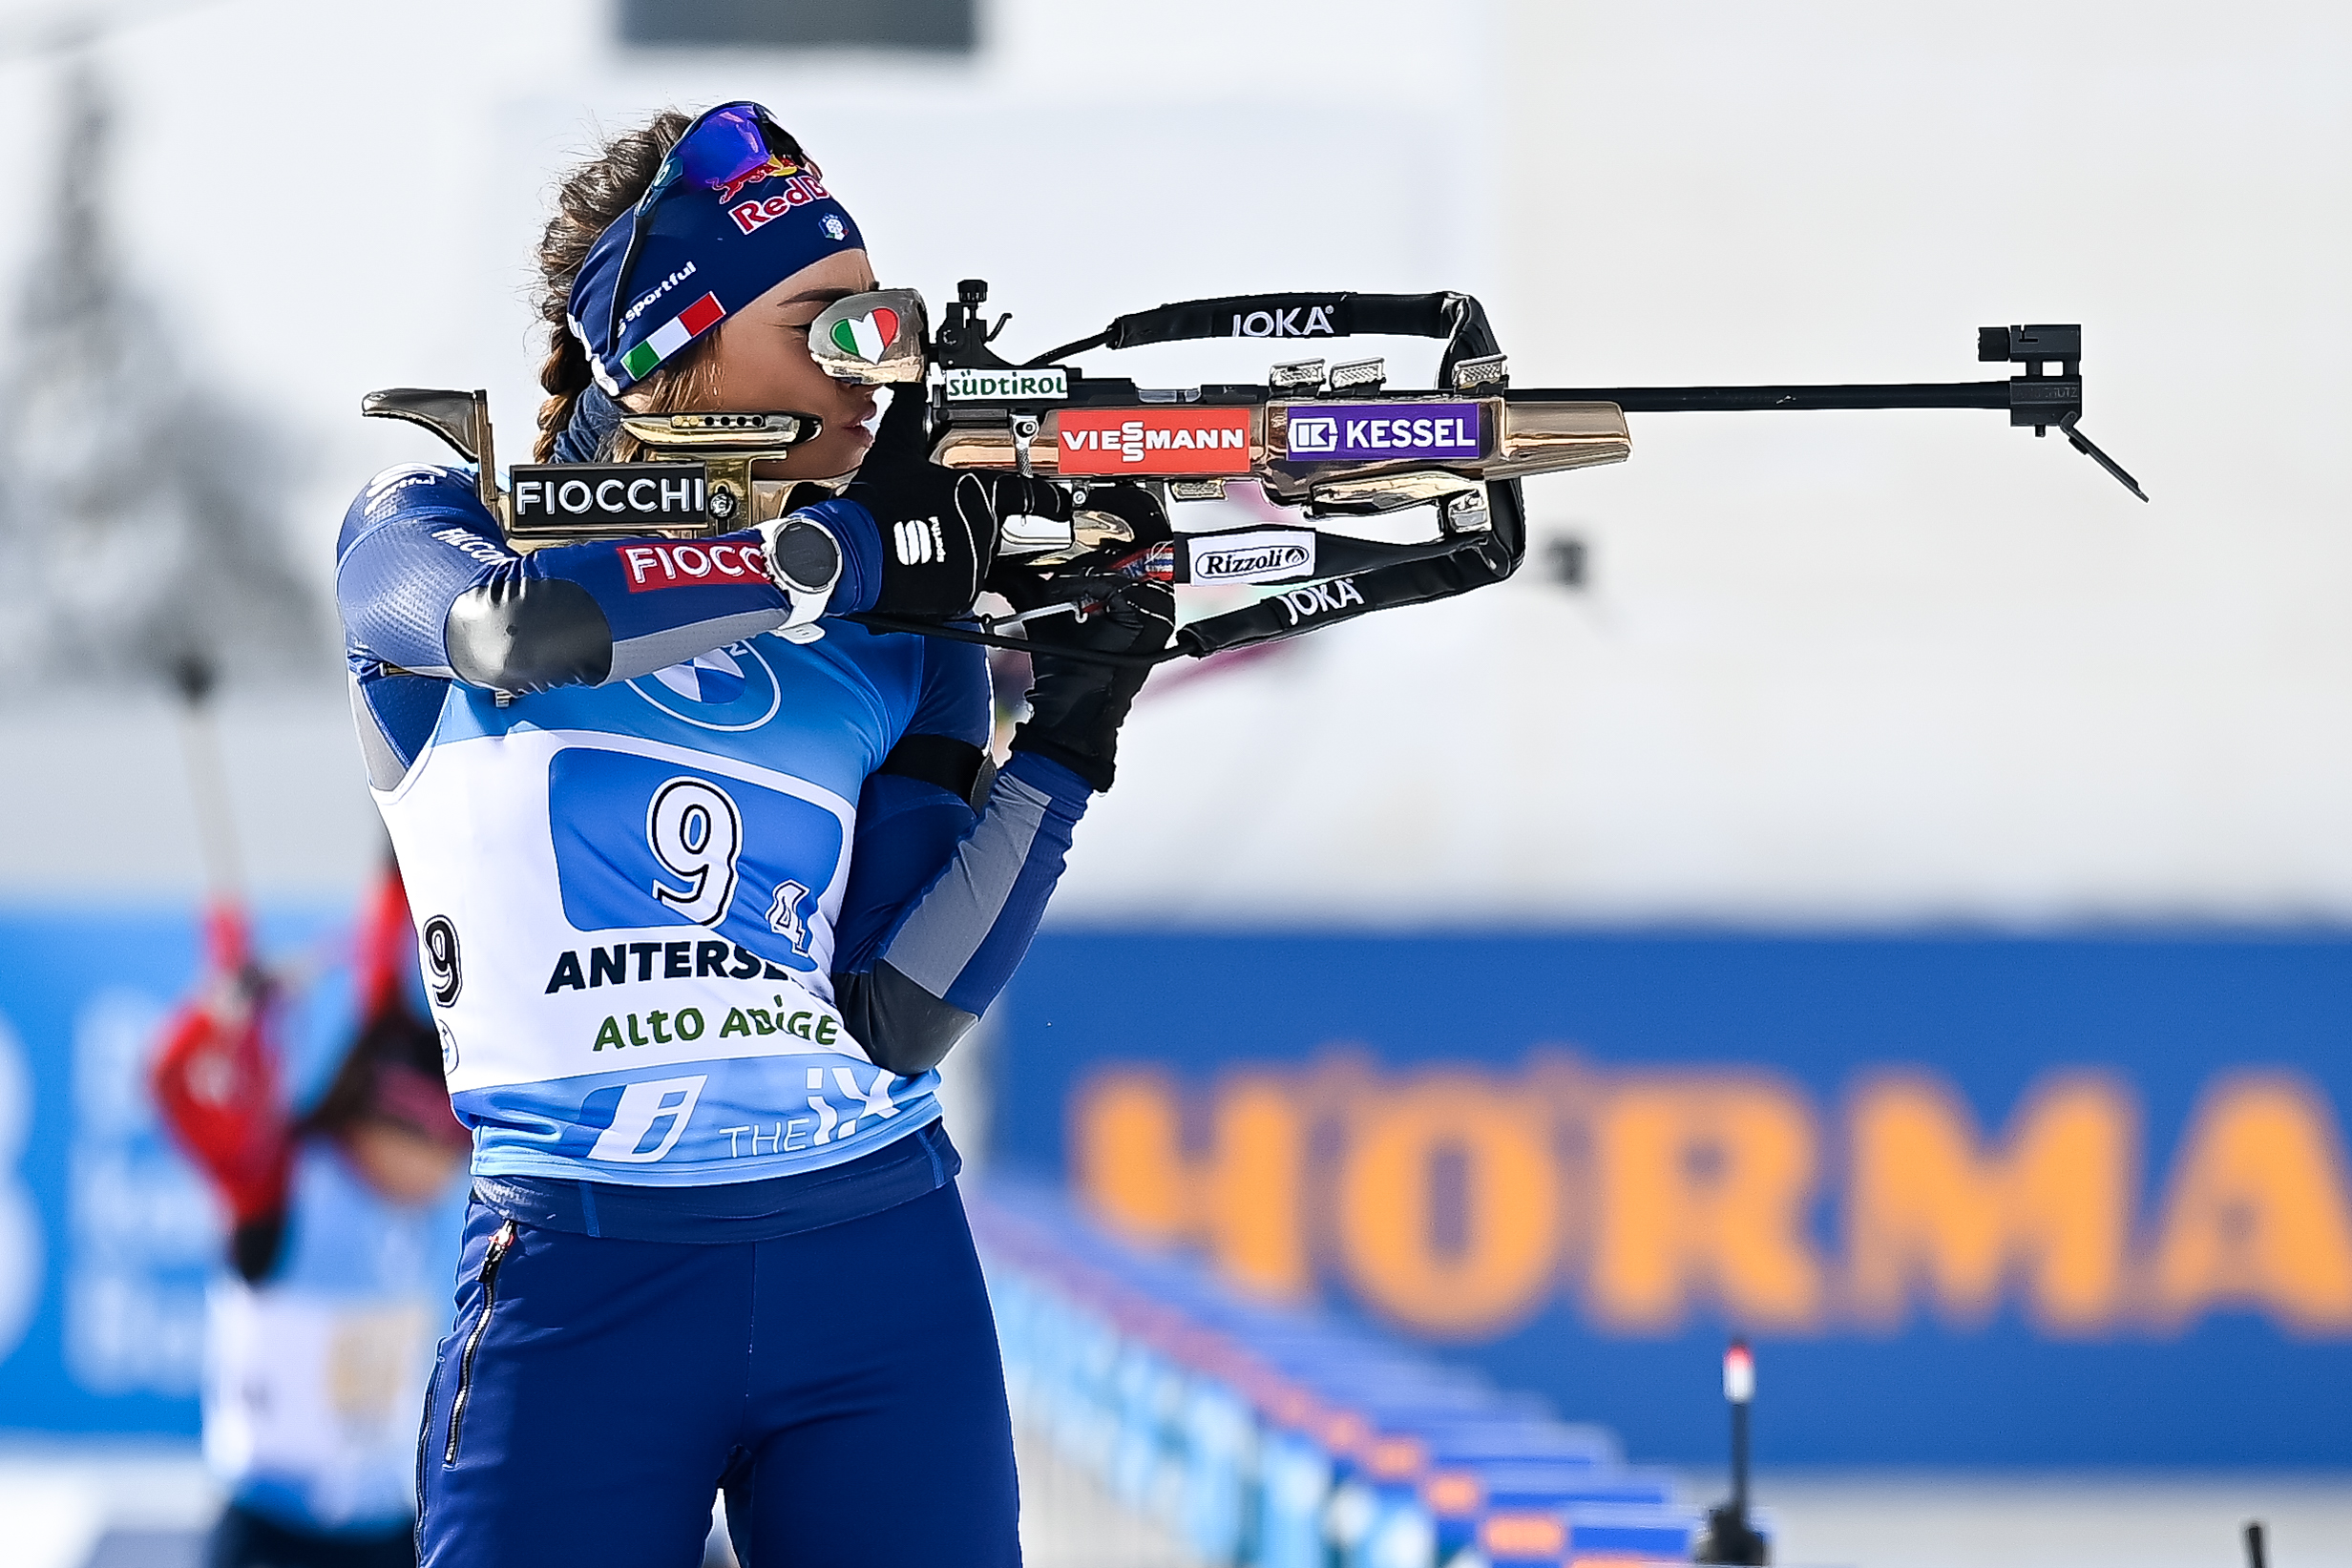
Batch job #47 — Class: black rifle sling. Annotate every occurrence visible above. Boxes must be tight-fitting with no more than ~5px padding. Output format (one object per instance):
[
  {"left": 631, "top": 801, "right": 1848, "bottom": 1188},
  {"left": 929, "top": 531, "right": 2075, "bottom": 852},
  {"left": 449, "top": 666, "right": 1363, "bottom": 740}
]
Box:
[
  {"left": 916, "top": 288, "right": 1531, "bottom": 664},
  {"left": 1174, "top": 485, "right": 1524, "bottom": 659},
  {"left": 1100, "top": 291, "right": 1465, "bottom": 352},
  {"left": 1023, "top": 293, "right": 1474, "bottom": 369}
]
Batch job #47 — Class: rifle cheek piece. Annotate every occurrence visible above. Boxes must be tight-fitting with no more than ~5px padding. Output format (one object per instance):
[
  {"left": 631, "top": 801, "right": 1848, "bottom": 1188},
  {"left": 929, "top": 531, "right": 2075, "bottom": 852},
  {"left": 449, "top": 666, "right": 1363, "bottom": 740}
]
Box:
[{"left": 362, "top": 399, "right": 834, "bottom": 551}]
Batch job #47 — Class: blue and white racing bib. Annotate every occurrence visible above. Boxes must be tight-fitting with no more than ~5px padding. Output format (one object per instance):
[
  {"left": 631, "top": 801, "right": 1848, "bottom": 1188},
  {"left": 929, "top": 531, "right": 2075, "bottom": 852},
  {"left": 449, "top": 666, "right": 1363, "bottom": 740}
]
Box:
[{"left": 374, "top": 630, "right": 943, "bottom": 1186}]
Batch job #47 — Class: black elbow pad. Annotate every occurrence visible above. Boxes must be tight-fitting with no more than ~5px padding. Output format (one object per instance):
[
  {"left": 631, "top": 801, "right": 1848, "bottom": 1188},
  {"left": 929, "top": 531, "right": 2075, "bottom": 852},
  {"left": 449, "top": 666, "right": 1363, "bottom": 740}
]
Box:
[
  {"left": 445, "top": 577, "right": 613, "bottom": 692},
  {"left": 832, "top": 961, "right": 977, "bottom": 1076}
]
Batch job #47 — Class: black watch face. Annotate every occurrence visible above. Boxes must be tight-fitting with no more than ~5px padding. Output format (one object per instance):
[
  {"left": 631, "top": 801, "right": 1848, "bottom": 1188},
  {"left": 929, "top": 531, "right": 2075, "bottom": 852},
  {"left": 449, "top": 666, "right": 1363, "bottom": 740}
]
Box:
[{"left": 772, "top": 517, "right": 842, "bottom": 592}]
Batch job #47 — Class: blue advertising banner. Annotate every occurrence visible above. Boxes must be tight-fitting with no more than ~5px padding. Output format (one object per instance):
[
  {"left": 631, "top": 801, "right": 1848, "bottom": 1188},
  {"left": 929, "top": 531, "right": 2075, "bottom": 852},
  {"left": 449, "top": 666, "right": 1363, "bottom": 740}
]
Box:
[
  {"left": 0, "top": 906, "right": 350, "bottom": 1435},
  {"left": 991, "top": 931, "right": 2352, "bottom": 1467},
  {"left": 8, "top": 914, "right": 2349, "bottom": 1465}
]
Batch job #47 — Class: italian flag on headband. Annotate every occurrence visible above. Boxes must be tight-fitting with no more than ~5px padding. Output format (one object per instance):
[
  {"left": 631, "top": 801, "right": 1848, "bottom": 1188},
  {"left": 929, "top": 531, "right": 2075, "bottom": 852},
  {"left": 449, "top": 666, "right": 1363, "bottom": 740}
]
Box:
[{"left": 621, "top": 292, "right": 728, "bottom": 381}]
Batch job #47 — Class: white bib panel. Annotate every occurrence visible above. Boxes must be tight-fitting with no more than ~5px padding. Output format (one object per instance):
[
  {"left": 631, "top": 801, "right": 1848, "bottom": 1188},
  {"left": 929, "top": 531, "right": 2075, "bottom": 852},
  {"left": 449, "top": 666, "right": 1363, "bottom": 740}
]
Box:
[{"left": 373, "top": 632, "right": 943, "bottom": 1186}]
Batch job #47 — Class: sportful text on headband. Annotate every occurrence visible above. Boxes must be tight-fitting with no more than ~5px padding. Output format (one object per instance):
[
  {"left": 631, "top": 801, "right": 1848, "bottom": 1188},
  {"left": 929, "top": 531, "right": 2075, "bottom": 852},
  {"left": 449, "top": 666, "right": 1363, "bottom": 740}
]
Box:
[{"left": 566, "top": 102, "right": 865, "bottom": 396}]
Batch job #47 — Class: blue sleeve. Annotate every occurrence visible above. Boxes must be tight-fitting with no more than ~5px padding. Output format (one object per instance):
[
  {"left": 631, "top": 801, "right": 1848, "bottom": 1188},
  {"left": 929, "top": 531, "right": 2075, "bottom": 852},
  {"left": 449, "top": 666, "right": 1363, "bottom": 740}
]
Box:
[
  {"left": 336, "top": 466, "right": 888, "bottom": 684},
  {"left": 831, "top": 638, "right": 991, "bottom": 961},
  {"left": 908, "top": 636, "right": 993, "bottom": 749},
  {"left": 334, "top": 466, "right": 885, "bottom": 778},
  {"left": 879, "top": 749, "right": 1089, "bottom": 1016},
  {"left": 830, "top": 642, "right": 1092, "bottom": 1076}
]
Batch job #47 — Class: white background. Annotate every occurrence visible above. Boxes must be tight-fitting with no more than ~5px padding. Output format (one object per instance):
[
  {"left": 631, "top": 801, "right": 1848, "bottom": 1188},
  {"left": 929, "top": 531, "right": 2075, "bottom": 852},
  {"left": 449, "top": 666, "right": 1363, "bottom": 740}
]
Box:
[{"left": 0, "top": 0, "right": 2341, "bottom": 927}]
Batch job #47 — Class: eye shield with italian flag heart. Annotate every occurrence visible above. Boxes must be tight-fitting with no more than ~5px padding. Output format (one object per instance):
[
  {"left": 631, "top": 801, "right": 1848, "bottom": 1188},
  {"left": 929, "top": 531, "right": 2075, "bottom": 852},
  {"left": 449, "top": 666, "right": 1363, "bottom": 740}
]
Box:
[
  {"left": 807, "top": 291, "right": 929, "bottom": 385},
  {"left": 566, "top": 101, "right": 869, "bottom": 396}
]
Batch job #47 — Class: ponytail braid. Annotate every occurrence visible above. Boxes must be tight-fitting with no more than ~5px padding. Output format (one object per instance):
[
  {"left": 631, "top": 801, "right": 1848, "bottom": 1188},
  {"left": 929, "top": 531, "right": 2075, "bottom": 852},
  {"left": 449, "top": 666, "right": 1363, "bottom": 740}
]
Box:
[{"left": 534, "top": 110, "right": 723, "bottom": 462}]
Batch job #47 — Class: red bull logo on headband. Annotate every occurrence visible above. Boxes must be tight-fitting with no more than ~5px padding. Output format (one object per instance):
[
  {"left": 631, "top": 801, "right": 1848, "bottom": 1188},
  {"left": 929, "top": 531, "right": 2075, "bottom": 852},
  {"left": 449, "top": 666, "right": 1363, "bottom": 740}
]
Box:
[
  {"left": 709, "top": 151, "right": 806, "bottom": 206},
  {"left": 728, "top": 172, "right": 833, "bottom": 236}
]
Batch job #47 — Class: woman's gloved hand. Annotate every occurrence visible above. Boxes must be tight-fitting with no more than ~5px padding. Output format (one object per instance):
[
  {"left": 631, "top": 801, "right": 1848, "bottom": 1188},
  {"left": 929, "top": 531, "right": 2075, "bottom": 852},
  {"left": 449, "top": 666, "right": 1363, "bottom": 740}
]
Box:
[
  {"left": 1009, "top": 579, "right": 1177, "bottom": 793},
  {"left": 841, "top": 386, "right": 1069, "bottom": 617}
]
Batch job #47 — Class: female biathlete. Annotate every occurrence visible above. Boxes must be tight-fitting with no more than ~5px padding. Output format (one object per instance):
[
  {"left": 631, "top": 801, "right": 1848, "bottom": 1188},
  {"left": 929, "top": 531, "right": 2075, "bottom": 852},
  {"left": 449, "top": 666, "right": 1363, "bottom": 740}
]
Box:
[{"left": 334, "top": 103, "right": 1170, "bottom": 1567}]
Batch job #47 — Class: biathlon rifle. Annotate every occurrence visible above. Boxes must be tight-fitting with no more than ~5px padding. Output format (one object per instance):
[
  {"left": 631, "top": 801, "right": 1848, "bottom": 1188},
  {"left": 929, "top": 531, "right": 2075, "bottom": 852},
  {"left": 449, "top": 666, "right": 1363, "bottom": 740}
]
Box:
[{"left": 364, "top": 281, "right": 2141, "bottom": 667}]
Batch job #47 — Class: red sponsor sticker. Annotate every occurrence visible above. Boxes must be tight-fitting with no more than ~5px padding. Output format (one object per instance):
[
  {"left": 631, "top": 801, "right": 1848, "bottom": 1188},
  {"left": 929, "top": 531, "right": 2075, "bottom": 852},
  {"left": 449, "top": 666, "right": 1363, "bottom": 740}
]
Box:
[
  {"left": 1057, "top": 408, "right": 1253, "bottom": 475},
  {"left": 620, "top": 541, "right": 770, "bottom": 593}
]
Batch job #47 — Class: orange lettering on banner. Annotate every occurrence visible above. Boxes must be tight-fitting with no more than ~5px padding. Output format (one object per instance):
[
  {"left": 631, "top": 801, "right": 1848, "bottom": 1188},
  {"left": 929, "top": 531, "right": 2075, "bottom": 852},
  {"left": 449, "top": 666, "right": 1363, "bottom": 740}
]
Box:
[
  {"left": 1070, "top": 1068, "right": 1312, "bottom": 1300},
  {"left": 1587, "top": 1077, "right": 1824, "bottom": 1332},
  {"left": 1336, "top": 1077, "right": 1562, "bottom": 1338},
  {"left": 2145, "top": 1074, "right": 2352, "bottom": 1335},
  {"left": 1844, "top": 1073, "right": 2134, "bottom": 1332},
  {"left": 1072, "top": 1068, "right": 1191, "bottom": 1243},
  {"left": 1203, "top": 1077, "right": 1313, "bottom": 1298}
]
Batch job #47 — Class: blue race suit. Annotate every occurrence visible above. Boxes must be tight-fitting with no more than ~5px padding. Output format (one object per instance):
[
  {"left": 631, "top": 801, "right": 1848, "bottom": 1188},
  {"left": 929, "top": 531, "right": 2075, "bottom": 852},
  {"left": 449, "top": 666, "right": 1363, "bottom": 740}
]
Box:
[{"left": 337, "top": 463, "right": 1084, "bottom": 1566}]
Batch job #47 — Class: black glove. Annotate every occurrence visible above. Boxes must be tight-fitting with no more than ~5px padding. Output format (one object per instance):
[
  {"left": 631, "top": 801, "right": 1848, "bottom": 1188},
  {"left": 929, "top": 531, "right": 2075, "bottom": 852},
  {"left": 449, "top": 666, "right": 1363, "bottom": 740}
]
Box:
[
  {"left": 1009, "top": 579, "right": 1177, "bottom": 793},
  {"left": 844, "top": 387, "right": 1068, "bottom": 617}
]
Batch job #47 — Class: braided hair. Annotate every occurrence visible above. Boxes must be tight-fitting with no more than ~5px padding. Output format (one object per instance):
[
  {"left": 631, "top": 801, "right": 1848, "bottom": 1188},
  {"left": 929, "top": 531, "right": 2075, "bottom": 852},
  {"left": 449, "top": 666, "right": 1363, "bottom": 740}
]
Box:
[{"left": 533, "top": 111, "right": 724, "bottom": 461}]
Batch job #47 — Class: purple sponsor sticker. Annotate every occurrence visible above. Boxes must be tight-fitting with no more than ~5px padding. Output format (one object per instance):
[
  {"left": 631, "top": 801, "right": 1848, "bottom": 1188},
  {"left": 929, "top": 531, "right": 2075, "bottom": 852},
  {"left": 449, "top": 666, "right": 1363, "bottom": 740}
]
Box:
[{"left": 1283, "top": 401, "right": 1482, "bottom": 462}]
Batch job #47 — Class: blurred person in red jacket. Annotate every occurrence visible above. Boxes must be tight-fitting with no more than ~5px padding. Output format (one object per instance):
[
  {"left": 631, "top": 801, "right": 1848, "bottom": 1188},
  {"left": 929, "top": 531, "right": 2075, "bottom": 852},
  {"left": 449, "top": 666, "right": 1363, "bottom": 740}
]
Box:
[{"left": 153, "top": 864, "right": 470, "bottom": 1568}]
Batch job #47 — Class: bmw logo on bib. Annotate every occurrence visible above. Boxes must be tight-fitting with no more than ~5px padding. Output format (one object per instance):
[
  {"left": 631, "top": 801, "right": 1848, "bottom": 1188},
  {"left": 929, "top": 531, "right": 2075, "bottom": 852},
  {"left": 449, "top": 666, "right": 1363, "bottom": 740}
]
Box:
[
  {"left": 629, "top": 641, "right": 783, "bottom": 731},
  {"left": 654, "top": 650, "right": 746, "bottom": 704}
]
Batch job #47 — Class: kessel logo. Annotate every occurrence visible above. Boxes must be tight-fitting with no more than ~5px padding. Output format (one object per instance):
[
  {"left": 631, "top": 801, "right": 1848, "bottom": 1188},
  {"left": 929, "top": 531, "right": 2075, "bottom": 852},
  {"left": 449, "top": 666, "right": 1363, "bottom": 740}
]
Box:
[{"left": 1186, "top": 529, "right": 1317, "bottom": 585}]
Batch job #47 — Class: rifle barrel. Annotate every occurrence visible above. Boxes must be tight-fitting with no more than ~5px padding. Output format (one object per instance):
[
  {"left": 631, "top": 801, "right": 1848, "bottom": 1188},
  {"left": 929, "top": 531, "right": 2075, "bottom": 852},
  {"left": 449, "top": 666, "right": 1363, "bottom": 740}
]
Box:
[{"left": 1506, "top": 380, "right": 2013, "bottom": 413}]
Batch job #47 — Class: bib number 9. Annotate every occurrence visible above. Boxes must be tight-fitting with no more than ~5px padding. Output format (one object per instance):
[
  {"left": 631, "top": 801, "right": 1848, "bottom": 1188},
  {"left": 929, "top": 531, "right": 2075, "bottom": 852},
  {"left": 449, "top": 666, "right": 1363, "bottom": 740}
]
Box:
[
  {"left": 646, "top": 777, "right": 743, "bottom": 927},
  {"left": 545, "top": 748, "right": 842, "bottom": 956},
  {"left": 420, "top": 915, "right": 462, "bottom": 1006}
]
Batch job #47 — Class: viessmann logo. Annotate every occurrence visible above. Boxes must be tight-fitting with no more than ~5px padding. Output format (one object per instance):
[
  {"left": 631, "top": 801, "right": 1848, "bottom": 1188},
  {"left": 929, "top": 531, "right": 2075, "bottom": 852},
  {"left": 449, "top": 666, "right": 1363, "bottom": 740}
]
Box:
[{"left": 1058, "top": 408, "right": 1252, "bottom": 476}]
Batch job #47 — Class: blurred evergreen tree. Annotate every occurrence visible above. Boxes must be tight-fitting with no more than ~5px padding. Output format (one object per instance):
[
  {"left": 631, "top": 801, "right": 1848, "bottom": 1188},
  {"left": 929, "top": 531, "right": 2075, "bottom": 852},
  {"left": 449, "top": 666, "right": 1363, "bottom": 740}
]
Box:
[{"left": 0, "top": 61, "right": 323, "bottom": 693}]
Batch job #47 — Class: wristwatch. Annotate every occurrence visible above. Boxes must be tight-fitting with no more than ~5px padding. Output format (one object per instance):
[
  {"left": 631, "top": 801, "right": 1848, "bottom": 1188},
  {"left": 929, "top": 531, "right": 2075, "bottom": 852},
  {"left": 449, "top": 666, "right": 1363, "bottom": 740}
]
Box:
[{"left": 759, "top": 513, "right": 844, "bottom": 641}]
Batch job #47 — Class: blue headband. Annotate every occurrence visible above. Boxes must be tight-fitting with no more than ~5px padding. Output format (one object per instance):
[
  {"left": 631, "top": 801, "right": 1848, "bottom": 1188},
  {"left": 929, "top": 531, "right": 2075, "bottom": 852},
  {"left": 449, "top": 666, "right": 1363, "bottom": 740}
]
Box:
[{"left": 566, "top": 102, "right": 865, "bottom": 396}]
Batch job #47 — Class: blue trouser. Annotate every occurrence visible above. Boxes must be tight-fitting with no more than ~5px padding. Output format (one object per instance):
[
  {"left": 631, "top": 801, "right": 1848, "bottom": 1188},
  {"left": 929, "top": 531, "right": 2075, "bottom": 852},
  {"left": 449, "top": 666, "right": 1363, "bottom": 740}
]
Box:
[{"left": 416, "top": 1181, "right": 1019, "bottom": 1568}]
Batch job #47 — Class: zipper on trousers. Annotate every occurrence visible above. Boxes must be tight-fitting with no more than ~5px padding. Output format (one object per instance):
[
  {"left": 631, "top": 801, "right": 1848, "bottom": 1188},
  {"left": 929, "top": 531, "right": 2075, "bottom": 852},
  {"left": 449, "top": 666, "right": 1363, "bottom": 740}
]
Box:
[{"left": 444, "top": 1219, "right": 518, "bottom": 1467}]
